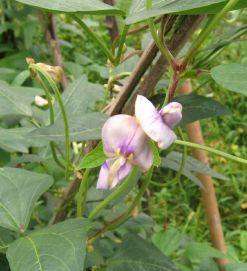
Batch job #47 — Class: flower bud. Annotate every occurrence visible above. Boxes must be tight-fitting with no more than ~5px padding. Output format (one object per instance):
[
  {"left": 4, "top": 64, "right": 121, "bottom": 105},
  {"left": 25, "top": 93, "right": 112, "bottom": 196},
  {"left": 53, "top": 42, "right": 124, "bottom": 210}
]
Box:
[{"left": 34, "top": 95, "right": 48, "bottom": 107}]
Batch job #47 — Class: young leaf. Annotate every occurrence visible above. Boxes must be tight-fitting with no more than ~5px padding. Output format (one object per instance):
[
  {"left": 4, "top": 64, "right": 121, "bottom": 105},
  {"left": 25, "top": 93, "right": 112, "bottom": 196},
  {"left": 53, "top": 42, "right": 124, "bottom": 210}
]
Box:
[
  {"left": 7, "top": 218, "right": 90, "bottom": 271},
  {"left": 126, "top": 0, "right": 247, "bottom": 25},
  {"left": 0, "top": 167, "right": 53, "bottom": 232},
  {"left": 79, "top": 142, "right": 107, "bottom": 169},
  {"left": 106, "top": 234, "right": 181, "bottom": 271},
  {"left": 166, "top": 151, "right": 228, "bottom": 181},
  {"left": 15, "top": 0, "right": 124, "bottom": 16},
  {"left": 211, "top": 63, "right": 247, "bottom": 96}
]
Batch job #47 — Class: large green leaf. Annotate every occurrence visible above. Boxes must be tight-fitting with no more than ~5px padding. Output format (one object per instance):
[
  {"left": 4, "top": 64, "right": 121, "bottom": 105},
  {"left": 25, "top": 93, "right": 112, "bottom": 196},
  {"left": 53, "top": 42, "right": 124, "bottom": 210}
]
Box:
[
  {"left": 0, "top": 167, "right": 53, "bottom": 232},
  {"left": 0, "top": 81, "right": 33, "bottom": 118},
  {"left": 106, "top": 234, "right": 180, "bottom": 271},
  {"left": 0, "top": 127, "right": 47, "bottom": 153},
  {"left": 174, "top": 93, "right": 230, "bottom": 125},
  {"left": 152, "top": 93, "right": 230, "bottom": 125},
  {"left": 29, "top": 112, "right": 107, "bottom": 142},
  {"left": 54, "top": 75, "right": 104, "bottom": 121},
  {"left": 211, "top": 63, "right": 247, "bottom": 96},
  {"left": 0, "top": 227, "right": 15, "bottom": 253},
  {"left": 7, "top": 218, "right": 90, "bottom": 271},
  {"left": 126, "top": 0, "right": 247, "bottom": 24},
  {"left": 15, "top": 0, "right": 124, "bottom": 16}
]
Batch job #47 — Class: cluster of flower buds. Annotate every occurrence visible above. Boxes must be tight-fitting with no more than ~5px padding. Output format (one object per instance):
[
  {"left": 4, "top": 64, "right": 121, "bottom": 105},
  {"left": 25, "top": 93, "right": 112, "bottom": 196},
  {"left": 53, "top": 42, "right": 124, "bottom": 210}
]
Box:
[{"left": 97, "top": 95, "right": 182, "bottom": 190}]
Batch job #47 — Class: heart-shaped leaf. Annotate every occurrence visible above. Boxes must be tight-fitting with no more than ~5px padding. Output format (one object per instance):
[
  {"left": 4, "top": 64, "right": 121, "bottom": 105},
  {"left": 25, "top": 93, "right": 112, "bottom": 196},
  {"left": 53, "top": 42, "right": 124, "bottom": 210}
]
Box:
[
  {"left": 174, "top": 93, "right": 230, "bottom": 125},
  {"left": 0, "top": 81, "right": 33, "bottom": 118},
  {"left": 7, "top": 218, "right": 90, "bottom": 271},
  {"left": 106, "top": 234, "right": 180, "bottom": 271},
  {"left": 151, "top": 93, "right": 230, "bottom": 125},
  {"left": 0, "top": 167, "right": 53, "bottom": 232},
  {"left": 0, "top": 127, "right": 47, "bottom": 153},
  {"left": 29, "top": 112, "right": 107, "bottom": 142},
  {"left": 15, "top": 0, "right": 124, "bottom": 16},
  {"left": 211, "top": 63, "right": 247, "bottom": 96}
]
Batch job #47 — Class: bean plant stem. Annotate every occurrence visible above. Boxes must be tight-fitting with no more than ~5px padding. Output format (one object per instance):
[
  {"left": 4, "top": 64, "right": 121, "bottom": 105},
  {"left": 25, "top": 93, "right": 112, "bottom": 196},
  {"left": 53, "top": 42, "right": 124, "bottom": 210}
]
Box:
[
  {"left": 146, "top": 0, "right": 175, "bottom": 68},
  {"left": 175, "top": 139, "right": 247, "bottom": 165},
  {"left": 31, "top": 64, "right": 71, "bottom": 181},
  {"left": 34, "top": 72, "right": 65, "bottom": 169},
  {"left": 89, "top": 168, "right": 153, "bottom": 242},
  {"left": 72, "top": 15, "right": 115, "bottom": 64},
  {"left": 88, "top": 167, "right": 139, "bottom": 220},
  {"left": 76, "top": 169, "right": 90, "bottom": 217},
  {"left": 183, "top": 0, "right": 240, "bottom": 66}
]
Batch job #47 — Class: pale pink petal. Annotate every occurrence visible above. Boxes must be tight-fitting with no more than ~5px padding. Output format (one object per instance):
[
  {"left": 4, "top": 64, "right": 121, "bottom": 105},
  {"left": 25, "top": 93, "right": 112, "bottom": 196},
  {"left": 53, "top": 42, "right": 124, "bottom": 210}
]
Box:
[
  {"left": 110, "top": 162, "right": 132, "bottom": 189},
  {"left": 97, "top": 161, "right": 110, "bottom": 190},
  {"left": 96, "top": 158, "right": 132, "bottom": 190},
  {"left": 160, "top": 102, "right": 182, "bottom": 128},
  {"left": 133, "top": 143, "right": 153, "bottom": 172},
  {"left": 135, "top": 95, "right": 176, "bottom": 149},
  {"left": 102, "top": 114, "right": 146, "bottom": 157}
]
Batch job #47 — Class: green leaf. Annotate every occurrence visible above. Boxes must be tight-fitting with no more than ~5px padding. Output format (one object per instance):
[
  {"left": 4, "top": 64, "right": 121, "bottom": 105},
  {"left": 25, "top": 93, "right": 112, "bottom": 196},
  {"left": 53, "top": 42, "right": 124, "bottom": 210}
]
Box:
[
  {"left": 162, "top": 155, "right": 203, "bottom": 188},
  {"left": 54, "top": 75, "right": 104, "bottom": 121},
  {"left": 0, "top": 68, "right": 17, "bottom": 83},
  {"left": 184, "top": 242, "right": 227, "bottom": 263},
  {"left": 0, "top": 127, "right": 47, "bottom": 153},
  {"left": 226, "top": 263, "right": 247, "bottom": 271},
  {"left": 152, "top": 227, "right": 184, "bottom": 257},
  {"left": 174, "top": 93, "right": 230, "bottom": 125},
  {"left": 106, "top": 234, "right": 180, "bottom": 271},
  {"left": 0, "top": 167, "right": 53, "bottom": 232},
  {"left": 79, "top": 142, "right": 107, "bottom": 169},
  {"left": 7, "top": 218, "right": 90, "bottom": 271},
  {"left": 0, "top": 81, "right": 33, "bottom": 118},
  {"left": 0, "top": 227, "right": 15, "bottom": 253},
  {"left": 15, "top": 0, "right": 124, "bottom": 16},
  {"left": 211, "top": 63, "right": 247, "bottom": 96},
  {"left": 166, "top": 151, "right": 228, "bottom": 181},
  {"left": 29, "top": 112, "right": 107, "bottom": 142},
  {"left": 11, "top": 70, "right": 30, "bottom": 86},
  {"left": 126, "top": 0, "right": 247, "bottom": 25}
]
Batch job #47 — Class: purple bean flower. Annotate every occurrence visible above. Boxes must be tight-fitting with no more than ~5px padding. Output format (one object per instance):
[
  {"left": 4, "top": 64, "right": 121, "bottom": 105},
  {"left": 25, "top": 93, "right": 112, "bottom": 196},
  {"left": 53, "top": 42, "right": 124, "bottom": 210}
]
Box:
[
  {"left": 135, "top": 95, "right": 182, "bottom": 149},
  {"left": 97, "top": 114, "right": 153, "bottom": 190}
]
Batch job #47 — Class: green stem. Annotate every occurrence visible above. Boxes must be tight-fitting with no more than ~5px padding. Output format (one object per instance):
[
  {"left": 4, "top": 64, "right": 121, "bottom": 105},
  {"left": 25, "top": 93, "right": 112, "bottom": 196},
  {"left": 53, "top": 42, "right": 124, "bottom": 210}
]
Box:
[
  {"left": 89, "top": 168, "right": 153, "bottom": 242},
  {"left": 34, "top": 73, "right": 65, "bottom": 169},
  {"left": 146, "top": 0, "right": 174, "bottom": 68},
  {"left": 89, "top": 167, "right": 139, "bottom": 220},
  {"left": 176, "top": 128, "right": 187, "bottom": 181},
  {"left": 31, "top": 64, "right": 71, "bottom": 181},
  {"left": 174, "top": 139, "right": 247, "bottom": 165},
  {"left": 72, "top": 15, "right": 115, "bottom": 64},
  {"left": 115, "top": 25, "right": 130, "bottom": 65},
  {"left": 183, "top": 0, "right": 240, "bottom": 65},
  {"left": 76, "top": 169, "right": 90, "bottom": 217}
]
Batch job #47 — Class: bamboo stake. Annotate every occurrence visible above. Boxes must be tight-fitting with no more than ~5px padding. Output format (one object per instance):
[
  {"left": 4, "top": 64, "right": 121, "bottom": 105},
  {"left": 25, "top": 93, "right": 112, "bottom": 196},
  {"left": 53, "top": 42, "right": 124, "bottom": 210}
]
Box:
[{"left": 179, "top": 79, "right": 228, "bottom": 268}]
